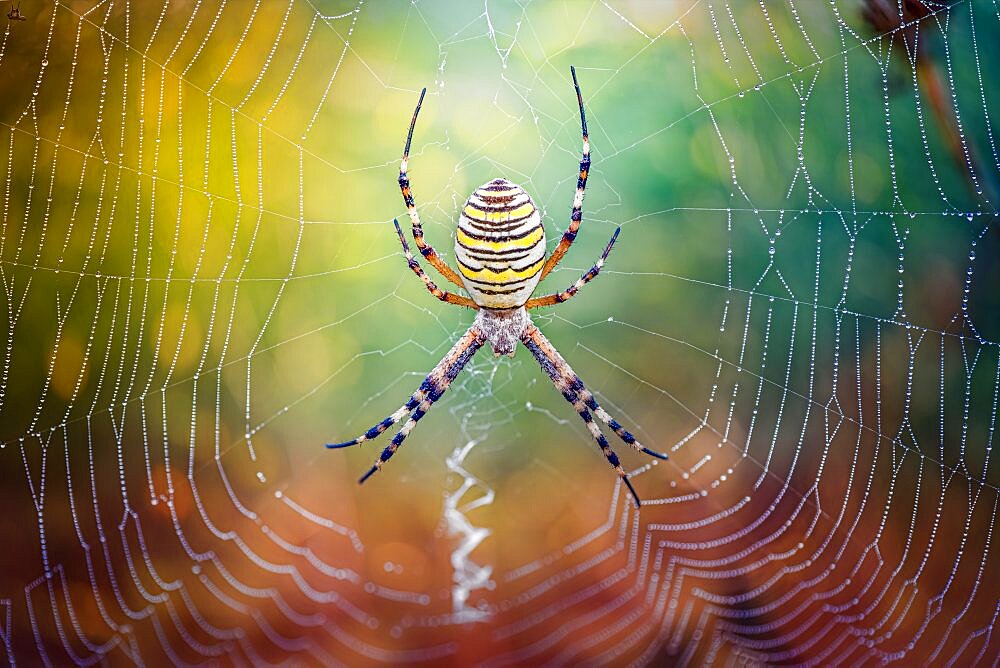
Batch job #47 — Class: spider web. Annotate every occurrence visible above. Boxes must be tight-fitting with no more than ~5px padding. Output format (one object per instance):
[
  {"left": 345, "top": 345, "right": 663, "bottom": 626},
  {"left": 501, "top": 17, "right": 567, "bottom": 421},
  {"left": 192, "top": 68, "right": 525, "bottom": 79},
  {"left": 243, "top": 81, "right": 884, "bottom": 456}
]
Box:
[{"left": 0, "top": 0, "right": 998, "bottom": 664}]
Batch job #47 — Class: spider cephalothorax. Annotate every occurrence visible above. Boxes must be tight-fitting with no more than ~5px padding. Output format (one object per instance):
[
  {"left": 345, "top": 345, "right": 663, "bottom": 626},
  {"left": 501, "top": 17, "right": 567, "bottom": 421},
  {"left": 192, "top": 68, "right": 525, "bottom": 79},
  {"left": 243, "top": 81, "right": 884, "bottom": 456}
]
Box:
[{"left": 327, "top": 67, "right": 666, "bottom": 508}]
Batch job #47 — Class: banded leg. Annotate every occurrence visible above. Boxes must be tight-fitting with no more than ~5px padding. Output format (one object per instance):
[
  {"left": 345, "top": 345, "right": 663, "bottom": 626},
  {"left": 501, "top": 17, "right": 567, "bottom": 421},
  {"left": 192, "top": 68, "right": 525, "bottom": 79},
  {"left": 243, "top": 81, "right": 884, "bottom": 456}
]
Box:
[
  {"left": 575, "top": 386, "right": 667, "bottom": 459},
  {"left": 527, "top": 325, "right": 667, "bottom": 460},
  {"left": 398, "top": 87, "right": 466, "bottom": 289},
  {"left": 526, "top": 227, "right": 619, "bottom": 309},
  {"left": 394, "top": 219, "right": 478, "bottom": 309},
  {"left": 327, "top": 390, "right": 425, "bottom": 450},
  {"left": 522, "top": 325, "right": 646, "bottom": 508},
  {"left": 539, "top": 65, "right": 591, "bottom": 281},
  {"left": 357, "top": 327, "right": 484, "bottom": 483}
]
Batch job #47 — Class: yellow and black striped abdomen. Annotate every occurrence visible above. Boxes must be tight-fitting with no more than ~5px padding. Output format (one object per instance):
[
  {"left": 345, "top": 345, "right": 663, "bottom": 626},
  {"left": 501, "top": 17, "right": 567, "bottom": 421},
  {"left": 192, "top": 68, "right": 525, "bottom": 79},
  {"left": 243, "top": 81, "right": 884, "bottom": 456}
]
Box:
[{"left": 455, "top": 179, "right": 546, "bottom": 309}]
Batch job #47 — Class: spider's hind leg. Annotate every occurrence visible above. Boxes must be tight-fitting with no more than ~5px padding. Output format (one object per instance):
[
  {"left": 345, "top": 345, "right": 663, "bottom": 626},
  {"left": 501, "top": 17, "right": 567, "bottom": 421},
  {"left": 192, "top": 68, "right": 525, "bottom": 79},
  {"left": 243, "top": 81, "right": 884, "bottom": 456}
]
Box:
[
  {"left": 523, "top": 325, "right": 667, "bottom": 459},
  {"left": 326, "top": 326, "right": 484, "bottom": 483},
  {"left": 521, "top": 325, "right": 653, "bottom": 509},
  {"left": 566, "top": 378, "right": 667, "bottom": 460},
  {"left": 326, "top": 390, "right": 425, "bottom": 449}
]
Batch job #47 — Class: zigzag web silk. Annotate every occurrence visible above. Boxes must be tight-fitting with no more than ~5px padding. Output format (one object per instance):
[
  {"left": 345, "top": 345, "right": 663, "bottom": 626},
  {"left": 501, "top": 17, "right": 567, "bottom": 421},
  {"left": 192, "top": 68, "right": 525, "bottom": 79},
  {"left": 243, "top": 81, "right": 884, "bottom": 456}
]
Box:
[{"left": 0, "top": 0, "right": 997, "bottom": 664}]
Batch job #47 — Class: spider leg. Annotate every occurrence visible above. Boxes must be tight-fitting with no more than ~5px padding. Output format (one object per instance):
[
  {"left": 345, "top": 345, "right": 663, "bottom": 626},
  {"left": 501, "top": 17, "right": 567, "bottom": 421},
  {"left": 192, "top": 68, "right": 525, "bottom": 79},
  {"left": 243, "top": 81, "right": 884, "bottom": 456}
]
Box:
[
  {"left": 526, "top": 227, "right": 619, "bottom": 309},
  {"left": 394, "top": 219, "right": 478, "bottom": 309},
  {"left": 326, "top": 391, "right": 424, "bottom": 449},
  {"left": 327, "top": 326, "right": 482, "bottom": 449},
  {"left": 576, "top": 387, "right": 667, "bottom": 460},
  {"left": 355, "top": 327, "right": 484, "bottom": 484},
  {"left": 521, "top": 324, "right": 647, "bottom": 509},
  {"left": 539, "top": 66, "right": 591, "bottom": 281},
  {"left": 560, "top": 372, "right": 667, "bottom": 460},
  {"left": 399, "top": 88, "right": 467, "bottom": 290},
  {"left": 524, "top": 321, "right": 665, "bottom": 459}
]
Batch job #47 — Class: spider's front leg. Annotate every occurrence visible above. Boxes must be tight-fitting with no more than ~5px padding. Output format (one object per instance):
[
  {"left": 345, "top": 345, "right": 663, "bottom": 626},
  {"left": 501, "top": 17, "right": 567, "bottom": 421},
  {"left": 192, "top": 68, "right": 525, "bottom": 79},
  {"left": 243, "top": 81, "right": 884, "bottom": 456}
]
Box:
[
  {"left": 538, "top": 65, "right": 592, "bottom": 281},
  {"left": 398, "top": 87, "right": 467, "bottom": 290},
  {"left": 394, "top": 219, "right": 478, "bottom": 309},
  {"left": 526, "top": 227, "right": 619, "bottom": 309},
  {"left": 521, "top": 324, "right": 666, "bottom": 509},
  {"left": 327, "top": 326, "right": 484, "bottom": 483}
]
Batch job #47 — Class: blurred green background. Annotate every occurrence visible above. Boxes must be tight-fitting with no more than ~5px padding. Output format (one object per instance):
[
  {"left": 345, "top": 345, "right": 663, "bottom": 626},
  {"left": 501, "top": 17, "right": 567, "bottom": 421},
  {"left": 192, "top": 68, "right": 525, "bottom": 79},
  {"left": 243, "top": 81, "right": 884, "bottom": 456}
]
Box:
[{"left": 0, "top": 0, "right": 997, "bottom": 663}]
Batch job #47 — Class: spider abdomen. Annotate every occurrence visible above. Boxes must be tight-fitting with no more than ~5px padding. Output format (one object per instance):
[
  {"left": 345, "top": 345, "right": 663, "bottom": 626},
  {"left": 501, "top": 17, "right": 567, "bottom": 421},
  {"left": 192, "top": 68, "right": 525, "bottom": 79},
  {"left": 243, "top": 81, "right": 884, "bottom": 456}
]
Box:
[{"left": 455, "top": 178, "right": 546, "bottom": 308}]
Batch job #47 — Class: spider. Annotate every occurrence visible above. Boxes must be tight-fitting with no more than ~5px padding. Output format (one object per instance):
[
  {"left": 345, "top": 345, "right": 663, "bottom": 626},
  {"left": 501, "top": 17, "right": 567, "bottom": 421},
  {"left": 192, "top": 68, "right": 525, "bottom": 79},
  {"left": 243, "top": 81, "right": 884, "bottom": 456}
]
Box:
[
  {"left": 6, "top": 2, "right": 26, "bottom": 21},
  {"left": 327, "top": 67, "right": 666, "bottom": 508}
]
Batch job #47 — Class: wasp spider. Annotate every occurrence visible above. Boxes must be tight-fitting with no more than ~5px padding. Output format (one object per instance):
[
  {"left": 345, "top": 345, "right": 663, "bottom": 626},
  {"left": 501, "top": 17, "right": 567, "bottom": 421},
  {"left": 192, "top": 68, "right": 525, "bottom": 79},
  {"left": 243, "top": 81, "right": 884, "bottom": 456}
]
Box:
[{"left": 327, "top": 67, "right": 666, "bottom": 508}]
